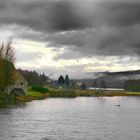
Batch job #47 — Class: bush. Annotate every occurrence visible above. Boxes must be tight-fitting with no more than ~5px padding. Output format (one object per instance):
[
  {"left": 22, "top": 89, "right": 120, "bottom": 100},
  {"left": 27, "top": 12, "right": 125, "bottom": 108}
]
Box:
[
  {"left": 0, "top": 93, "right": 16, "bottom": 107},
  {"left": 31, "top": 86, "right": 49, "bottom": 94}
]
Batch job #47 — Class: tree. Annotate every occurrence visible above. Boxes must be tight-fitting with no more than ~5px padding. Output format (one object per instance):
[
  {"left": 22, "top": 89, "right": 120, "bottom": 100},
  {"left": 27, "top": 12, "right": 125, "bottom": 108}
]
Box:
[
  {"left": 80, "top": 83, "right": 86, "bottom": 90},
  {"left": 0, "top": 52, "right": 4, "bottom": 93},
  {"left": 0, "top": 41, "right": 15, "bottom": 93},
  {"left": 64, "top": 74, "right": 70, "bottom": 87},
  {"left": 40, "top": 72, "right": 49, "bottom": 85},
  {"left": 58, "top": 75, "right": 64, "bottom": 86}
]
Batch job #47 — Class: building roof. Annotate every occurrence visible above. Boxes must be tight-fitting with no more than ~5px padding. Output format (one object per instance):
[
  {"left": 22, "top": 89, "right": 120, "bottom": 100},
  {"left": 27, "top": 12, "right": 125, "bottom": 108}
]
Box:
[{"left": 13, "top": 70, "right": 27, "bottom": 83}]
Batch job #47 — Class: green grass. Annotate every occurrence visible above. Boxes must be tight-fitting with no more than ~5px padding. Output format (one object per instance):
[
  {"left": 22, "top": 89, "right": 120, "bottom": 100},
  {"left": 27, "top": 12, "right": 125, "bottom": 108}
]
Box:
[
  {"left": 31, "top": 86, "right": 49, "bottom": 94},
  {"left": 16, "top": 91, "right": 48, "bottom": 102},
  {"left": 124, "top": 92, "right": 140, "bottom": 96},
  {"left": 27, "top": 91, "right": 43, "bottom": 97}
]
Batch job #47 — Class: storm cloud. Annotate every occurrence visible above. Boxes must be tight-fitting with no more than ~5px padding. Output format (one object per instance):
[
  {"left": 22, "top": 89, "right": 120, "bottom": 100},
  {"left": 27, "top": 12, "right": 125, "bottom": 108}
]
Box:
[
  {"left": 1, "top": 0, "right": 140, "bottom": 77},
  {"left": 0, "top": 0, "right": 140, "bottom": 57},
  {"left": 0, "top": 0, "right": 91, "bottom": 32}
]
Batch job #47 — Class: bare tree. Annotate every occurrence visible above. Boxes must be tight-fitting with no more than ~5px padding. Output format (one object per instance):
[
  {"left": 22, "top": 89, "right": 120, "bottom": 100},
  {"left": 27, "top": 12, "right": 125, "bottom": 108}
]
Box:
[{"left": 0, "top": 40, "right": 15, "bottom": 93}]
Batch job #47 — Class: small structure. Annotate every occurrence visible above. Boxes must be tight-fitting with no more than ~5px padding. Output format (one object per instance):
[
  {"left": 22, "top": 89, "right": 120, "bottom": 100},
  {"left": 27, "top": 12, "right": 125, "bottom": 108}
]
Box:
[{"left": 5, "top": 71, "right": 28, "bottom": 96}]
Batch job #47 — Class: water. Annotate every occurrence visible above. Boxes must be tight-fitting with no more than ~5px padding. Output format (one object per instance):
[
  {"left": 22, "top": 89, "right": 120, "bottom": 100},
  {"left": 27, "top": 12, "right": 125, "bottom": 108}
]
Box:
[
  {"left": 0, "top": 97, "right": 140, "bottom": 140},
  {"left": 88, "top": 87, "right": 124, "bottom": 91}
]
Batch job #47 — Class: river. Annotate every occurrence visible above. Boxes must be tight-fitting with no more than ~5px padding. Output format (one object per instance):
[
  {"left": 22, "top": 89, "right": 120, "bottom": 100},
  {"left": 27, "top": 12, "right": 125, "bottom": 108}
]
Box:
[{"left": 0, "top": 97, "right": 140, "bottom": 140}]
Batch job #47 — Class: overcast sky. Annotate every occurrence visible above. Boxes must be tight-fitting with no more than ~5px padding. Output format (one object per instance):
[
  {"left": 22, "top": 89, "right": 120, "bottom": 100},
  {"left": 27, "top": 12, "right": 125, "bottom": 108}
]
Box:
[{"left": 0, "top": 0, "right": 140, "bottom": 79}]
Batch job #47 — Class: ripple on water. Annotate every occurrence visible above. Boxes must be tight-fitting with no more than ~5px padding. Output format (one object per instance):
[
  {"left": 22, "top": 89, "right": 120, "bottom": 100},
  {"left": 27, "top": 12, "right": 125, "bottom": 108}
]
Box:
[{"left": 0, "top": 97, "right": 140, "bottom": 140}]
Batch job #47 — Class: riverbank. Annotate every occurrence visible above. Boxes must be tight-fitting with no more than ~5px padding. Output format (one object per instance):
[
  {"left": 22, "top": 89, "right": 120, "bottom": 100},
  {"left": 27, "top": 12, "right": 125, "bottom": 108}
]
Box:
[
  {"left": 16, "top": 89, "right": 140, "bottom": 102},
  {"left": 16, "top": 91, "right": 48, "bottom": 102},
  {"left": 1, "top": 89, "right": 140, "bottom": 107},
  {"left": 75, "top": 90, "right": 140, "bottom": 97}
]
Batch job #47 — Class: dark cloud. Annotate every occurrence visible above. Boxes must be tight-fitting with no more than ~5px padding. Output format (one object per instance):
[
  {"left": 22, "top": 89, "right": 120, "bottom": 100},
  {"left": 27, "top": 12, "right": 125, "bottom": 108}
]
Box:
[
  {"left": 1, "top": 0, "right": 140, "bottom": 59},
  {"left": 0, "top": 0, "right": 90, "bottom": 32},
  {"left": 1, "top": 0, "right": 140, "bottom": 31},
  {"left": 48, "top": 1, "right": 90, "bottom": 31},
  {"left": 104, "top": 2, "right": 140, "bottom": 27},
  {"left": 47, "top": 25, "right": 140, "bottom": 59}
]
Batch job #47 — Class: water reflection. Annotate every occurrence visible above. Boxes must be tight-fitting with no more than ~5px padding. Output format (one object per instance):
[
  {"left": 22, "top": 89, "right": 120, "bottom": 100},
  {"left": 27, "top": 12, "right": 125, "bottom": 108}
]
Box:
[{"left": 0, "top": 97, "right": 140, "bottom": 140}]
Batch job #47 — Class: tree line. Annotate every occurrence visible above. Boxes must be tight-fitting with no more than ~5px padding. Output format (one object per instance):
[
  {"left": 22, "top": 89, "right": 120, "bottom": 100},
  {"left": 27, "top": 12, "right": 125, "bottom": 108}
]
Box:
[{"left": 17, "top": 69, "right": 48, "bottom": 86}]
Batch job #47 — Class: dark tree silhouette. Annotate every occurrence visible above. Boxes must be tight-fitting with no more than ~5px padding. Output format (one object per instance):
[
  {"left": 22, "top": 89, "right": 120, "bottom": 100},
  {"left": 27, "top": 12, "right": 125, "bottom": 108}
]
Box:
[
  {"left": 58, "top": 75, "right": 64, "bottom": 86},
  {"left": 64, "top": 74, "right": 70, "bottom": 87}
]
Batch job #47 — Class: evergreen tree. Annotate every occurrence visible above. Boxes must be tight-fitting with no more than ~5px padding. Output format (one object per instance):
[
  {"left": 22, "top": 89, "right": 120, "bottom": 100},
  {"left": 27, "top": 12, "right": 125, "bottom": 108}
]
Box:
[
  {"left": 58, "top": 75, "right": 64, "bottom": 85},
  {"left": 65, "top": 74, "right": 70, "bottom": 87}
]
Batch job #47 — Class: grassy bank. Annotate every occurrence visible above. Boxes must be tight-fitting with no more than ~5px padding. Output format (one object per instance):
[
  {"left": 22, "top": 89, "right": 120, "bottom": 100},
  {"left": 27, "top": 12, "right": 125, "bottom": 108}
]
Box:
[
  {"left": 76, "top": 90, "right": 125, "bottom": 97},
  {"left": 17, "top": 89, "right": 140, "bottom": 102},
  {"left": 16, "top": 89, "right": 76, "bottom": 102},
  {"left": 0, "top": 91, "right": 48, "bottom": 107},
  {"left": 76, "top": 89, "right": 140, "bottom": 96},
  {"left": 16, "top": 91, "right": 48, "bottom": 102},
  {"left": 124, "top": 91, "right": 140, "bottom": 96},
  {"left": 1, "top": 89, "right": 140, "bottom": 106}
]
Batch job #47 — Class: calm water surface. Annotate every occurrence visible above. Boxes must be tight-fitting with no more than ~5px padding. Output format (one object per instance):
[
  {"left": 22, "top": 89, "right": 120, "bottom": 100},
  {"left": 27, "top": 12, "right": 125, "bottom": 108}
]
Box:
[{"left": 0, "top": 97, "right": 140, "bottom": 140}]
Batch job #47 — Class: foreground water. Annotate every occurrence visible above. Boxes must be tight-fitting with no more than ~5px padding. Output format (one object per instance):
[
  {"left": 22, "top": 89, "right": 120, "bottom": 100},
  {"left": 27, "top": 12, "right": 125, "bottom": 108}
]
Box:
[{"left": 0, "top": 97, "right": 140, "bottom": 140}]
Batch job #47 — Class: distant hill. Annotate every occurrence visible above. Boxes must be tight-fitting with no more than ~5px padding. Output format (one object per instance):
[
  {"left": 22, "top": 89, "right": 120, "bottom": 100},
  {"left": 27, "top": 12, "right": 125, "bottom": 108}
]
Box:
[{"left": 81, "top": 70, "right": 140, "bottom": 88}]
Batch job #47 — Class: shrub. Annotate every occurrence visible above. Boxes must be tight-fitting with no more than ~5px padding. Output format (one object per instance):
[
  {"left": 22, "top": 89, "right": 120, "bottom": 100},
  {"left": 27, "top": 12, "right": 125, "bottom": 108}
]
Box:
[
  {"left": 0, "top": 93, "right": 16, "bottom": 107},
  {"left": 31, "top": 86, "right": 49, "bottom": 94}
]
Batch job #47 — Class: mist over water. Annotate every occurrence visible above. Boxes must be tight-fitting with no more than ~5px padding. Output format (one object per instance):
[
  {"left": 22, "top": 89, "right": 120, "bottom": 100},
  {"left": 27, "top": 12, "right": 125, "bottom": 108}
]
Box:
[{"left": 0, "top": 97, "right": 140, "bottom": 140}]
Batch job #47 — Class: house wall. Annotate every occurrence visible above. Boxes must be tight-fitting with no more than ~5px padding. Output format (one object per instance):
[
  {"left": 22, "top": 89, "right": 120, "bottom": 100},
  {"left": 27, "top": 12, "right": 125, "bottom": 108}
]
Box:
[{"left": 6, "top": 79, "right": 28, "bottom": 95}]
